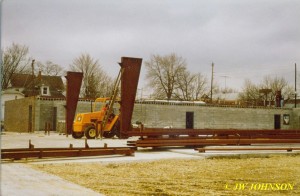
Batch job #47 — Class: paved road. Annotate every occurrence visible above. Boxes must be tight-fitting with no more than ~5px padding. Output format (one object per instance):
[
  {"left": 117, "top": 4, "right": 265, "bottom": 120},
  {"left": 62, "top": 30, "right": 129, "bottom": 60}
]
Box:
[{"left": 1, "top": 163, "right": 103, "bottom": 196}]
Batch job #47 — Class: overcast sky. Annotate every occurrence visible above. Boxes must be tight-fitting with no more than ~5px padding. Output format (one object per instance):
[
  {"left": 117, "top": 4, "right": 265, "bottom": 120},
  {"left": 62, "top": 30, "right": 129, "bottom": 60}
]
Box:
[{"left": 1, "top": 0, "right": 300, "bottom": 94}]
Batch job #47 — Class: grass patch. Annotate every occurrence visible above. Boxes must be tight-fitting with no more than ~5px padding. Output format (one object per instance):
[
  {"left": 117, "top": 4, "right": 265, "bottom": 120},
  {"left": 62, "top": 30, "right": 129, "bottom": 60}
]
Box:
[{"left": 31, "top": 155, "right": 300, "bottom": 195}]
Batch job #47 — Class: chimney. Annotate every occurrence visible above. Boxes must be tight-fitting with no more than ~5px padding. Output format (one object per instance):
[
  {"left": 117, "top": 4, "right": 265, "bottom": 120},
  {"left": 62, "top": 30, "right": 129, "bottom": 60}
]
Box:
[{"left": 38, "top": 71, "right": 42, "bottom": 82}]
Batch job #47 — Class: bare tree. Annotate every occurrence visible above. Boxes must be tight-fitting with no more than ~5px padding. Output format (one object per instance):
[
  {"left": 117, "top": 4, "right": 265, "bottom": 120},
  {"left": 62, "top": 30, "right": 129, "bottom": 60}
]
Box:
[
  {"left": 1, "top": 43, "right": 31, "bottom": 89},
  {"left": 69, "top": 53, "right": 112, "bottom": 99},
  {"left": 174, "top": 70, "right": 195, "bottom": 100},
  {"left": 145, "top": 53, "right": 186, "bottom": 100},
  {"left": 36, "top": 60, "right": 63, "bottom": 76},
  {"left": 191, "top": 73, "right": 208, "bottom": 100},
  {"left": 238, "top": 79, "right": 261, "bottom": 106},
  {"left": 174, "top": 71, "right": 208, "bottom": 101},
  {"left": 260, "top": 75, "right": 291, "bottom": 102},
  {"left": 239, "top": 76, "right": 293, "bottom": 106}
]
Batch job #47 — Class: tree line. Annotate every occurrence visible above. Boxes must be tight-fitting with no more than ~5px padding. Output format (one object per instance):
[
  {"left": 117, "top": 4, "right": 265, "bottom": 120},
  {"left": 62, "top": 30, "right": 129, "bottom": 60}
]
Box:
[
  {"left": 1, "top": 43, "right": 295, "bottom": 105},
  {"left": 1, "top": 43, "right": 113, "bottom": 98}
]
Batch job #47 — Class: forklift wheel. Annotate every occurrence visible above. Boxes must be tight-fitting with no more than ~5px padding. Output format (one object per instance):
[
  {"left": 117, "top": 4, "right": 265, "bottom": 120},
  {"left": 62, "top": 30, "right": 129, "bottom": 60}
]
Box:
[
  {"left": 72, "top": 131, "right": 84, "bottom": 139},
  {"left": 84, "top": 126, "right": 98, "bottom": 139}
]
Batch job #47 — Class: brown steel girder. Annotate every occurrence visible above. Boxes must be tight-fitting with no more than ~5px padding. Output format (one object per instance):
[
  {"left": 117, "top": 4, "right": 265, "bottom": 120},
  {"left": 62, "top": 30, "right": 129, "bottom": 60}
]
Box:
[
  {"left": 119, "top": 57, "right": 142, "bottom": 138},
  {"left": 65, "top": 72, "right": 83, "bottom": 135},
  {"left": 1, "top": 140, "right": 134, "bottom": 160}
]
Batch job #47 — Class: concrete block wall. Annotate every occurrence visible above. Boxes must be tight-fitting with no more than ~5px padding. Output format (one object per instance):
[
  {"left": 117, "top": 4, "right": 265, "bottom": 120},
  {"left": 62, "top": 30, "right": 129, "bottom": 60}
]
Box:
[
  {"left": 53, "top": 100, "right": 66, "bottom": 121},
  {"left": 35, "top": 98, "right": 67, "bottom": 131},
  {"left": 291, "top": 108, "right": 300, "bottom": 129},
  {"left": 36, "top": 99, "right": 55, "bottom": 131},
  {"left": 55, "top": 100, "right": 92, "bottom": 133},
  {"left": 4, "top": 98, "right": 299, "bottom": 132},
  {"left": 132, "top": 103, "right": 295, "bottom": 130}
]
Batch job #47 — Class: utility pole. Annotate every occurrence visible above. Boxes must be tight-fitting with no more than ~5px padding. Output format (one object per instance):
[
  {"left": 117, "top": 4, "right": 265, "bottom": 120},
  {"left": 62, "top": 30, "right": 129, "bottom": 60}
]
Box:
[
  {"left": 210, "top": 62, "right": 214, "bottom": 103},
  {"left": 31, "top": 59, "right": 35, "bottom": 95},
  {"left": 295, "top": 63, "right": 297, "bottom": 108}
]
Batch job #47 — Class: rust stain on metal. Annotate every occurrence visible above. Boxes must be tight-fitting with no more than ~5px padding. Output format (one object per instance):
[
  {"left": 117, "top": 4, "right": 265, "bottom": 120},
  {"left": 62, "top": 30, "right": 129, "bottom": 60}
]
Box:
[
  {"left": 65, "top": 72, "right": 83, "bottom": 135},
  {"left": 119, "top": 57, "right": 142, "bottom": 138}
]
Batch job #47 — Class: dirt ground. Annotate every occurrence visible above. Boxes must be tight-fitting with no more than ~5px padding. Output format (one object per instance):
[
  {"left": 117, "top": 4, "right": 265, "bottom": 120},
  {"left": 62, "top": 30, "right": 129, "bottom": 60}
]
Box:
[{"left": 31, "top": 154, "right": 300, "bottom": 196}]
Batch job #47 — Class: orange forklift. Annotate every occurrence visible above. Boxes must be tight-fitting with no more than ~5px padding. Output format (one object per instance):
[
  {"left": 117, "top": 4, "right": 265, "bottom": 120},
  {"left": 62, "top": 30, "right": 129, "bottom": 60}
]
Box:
[{"left": 72, "top": 69, "right": 122, "bottom": 139}]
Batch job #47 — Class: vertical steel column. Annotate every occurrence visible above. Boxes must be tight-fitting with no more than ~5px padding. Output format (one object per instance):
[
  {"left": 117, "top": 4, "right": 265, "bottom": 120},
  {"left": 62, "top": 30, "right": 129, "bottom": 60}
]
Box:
[
  {"left": 65, "top": 72, "right": 83, "bottom": 135},
  {"left": 119, "top": 57, "right": 142, "bottom": 138}
]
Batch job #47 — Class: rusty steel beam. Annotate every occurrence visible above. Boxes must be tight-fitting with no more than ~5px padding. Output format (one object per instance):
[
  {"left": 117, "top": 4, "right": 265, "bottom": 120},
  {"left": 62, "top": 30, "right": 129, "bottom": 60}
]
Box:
[
  {"left": 130, "top": 138, "right": 300, "bottom": 147},
  {"left": 128, "top": 128, "right": 300, "bottom": 137},
  {"left": 65, "top": 72, "right": 83, "bottom": 135},
  {"left": 119, "top": 57, "right": 142, "bottom": 138},
  {"left": 1, "top": 147, "right": 134, "bottom": 160},
  {"left": 215, "top": 135, "right": 300, "bottom": 139},
  {"left": 196, "top": 147, "right": 300, "bottom": 153},
  {"left": 131, "top": 135, "right": 300, "bottom": 141},
  {"left": 1, "top": 147, "right": 133, "bottom": 152}
]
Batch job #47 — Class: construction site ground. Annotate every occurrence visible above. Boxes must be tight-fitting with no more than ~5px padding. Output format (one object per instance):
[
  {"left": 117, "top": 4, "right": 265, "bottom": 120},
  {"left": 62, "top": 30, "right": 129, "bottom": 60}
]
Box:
[{"left": 1, "top": 132, "right": 300, "bottom": 195}]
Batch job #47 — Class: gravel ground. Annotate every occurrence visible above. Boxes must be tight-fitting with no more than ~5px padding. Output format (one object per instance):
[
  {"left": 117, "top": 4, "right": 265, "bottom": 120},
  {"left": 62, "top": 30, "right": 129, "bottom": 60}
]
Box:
[{"left": 31, "top": 155, "right": 300, "bottom": 196}]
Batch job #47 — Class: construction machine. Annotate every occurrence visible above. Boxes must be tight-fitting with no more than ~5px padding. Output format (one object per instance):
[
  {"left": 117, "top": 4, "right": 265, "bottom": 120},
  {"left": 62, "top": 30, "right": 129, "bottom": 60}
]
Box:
[
  {"left": 71, "top": 57, "right": 143, "bottom": 139},
  {"left": 72, "top": 68, "right": 123, "bottom": 139}
]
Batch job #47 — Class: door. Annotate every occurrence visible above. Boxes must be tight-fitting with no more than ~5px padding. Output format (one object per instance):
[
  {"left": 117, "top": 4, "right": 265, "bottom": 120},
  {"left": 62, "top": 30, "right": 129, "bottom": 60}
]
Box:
[
  {"left": 53, "top": 107, "right": 57, "bottom": 131},
  {"left": 274, "top": 114, "right": 281, "bottom": 129},
  {"left": 28, "top": 105, "right": 32, "bottom": 132},
  {"left": 186, "top": 112, "right": 194, "bottom": 129}
]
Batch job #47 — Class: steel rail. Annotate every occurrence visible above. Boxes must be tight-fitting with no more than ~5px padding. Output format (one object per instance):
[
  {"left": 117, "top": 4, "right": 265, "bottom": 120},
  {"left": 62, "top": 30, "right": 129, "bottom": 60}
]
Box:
[
  {"left": 1, "top": 140, "right": 134, "bottom": 160},
  {"left": 196, "top": 147, "right": 300, "bottom": 153},
  {"left": 1, "top": 148, "right": 134, "bottom": 160},
  {"left": 133, "top": 135, "right": 300, "bottom": 140},
  {"left": 128, "top": 138, "right": 300, "bottom": 147},
  {"left": 128, "top": 128, "right": 300, "bottom": 137}
]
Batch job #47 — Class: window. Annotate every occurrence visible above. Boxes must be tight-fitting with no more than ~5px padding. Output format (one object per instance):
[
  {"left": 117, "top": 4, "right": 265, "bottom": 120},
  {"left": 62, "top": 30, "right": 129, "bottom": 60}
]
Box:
[{"left": 41, "top": 86, "right": 49, "bottom": 96}]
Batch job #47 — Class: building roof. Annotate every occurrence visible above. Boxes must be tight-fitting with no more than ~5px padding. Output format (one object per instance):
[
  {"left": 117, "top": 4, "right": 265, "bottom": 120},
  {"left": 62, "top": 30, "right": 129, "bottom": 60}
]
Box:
[
  {"left": 9, "top": 73, "right": 65, "bottom": 98},
  {"left": 1, "top": 89, "right": 25, "bottom": 96},
  {"left": 10, "top": 74, "right": 32, "bottom": 88}
]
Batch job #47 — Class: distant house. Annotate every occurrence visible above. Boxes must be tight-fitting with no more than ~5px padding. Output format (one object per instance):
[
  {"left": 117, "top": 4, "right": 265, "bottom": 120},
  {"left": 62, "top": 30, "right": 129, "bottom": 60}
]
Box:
[
  {"left": 1, "top": 72, "right": 65, "bottom": 122},
  {"left": 9, "top": 72, "right": 65, "bottom": 98}
]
